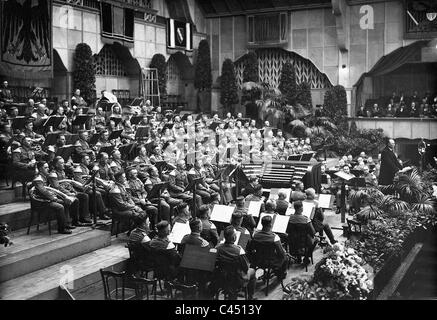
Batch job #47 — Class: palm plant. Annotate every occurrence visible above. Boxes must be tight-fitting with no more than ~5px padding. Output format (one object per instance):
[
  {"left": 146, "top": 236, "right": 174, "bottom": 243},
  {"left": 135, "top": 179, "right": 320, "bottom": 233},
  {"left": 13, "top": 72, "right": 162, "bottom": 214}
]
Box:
[{"left": 350, "top": 168, "right": 436, "bottom": 221}]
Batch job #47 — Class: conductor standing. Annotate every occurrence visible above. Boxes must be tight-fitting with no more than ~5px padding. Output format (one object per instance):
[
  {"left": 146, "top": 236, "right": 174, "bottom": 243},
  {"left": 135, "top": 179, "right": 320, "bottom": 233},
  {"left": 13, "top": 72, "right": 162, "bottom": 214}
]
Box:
[{"left": 378, "top": 139, "right": 402, "bottom": 186}]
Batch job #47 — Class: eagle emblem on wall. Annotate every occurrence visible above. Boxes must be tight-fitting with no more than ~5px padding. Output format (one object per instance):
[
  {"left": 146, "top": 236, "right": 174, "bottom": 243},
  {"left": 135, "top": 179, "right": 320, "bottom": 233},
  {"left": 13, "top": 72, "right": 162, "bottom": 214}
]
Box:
[{"left": 1, "top": 0, "right": 52, "bottom": 66}]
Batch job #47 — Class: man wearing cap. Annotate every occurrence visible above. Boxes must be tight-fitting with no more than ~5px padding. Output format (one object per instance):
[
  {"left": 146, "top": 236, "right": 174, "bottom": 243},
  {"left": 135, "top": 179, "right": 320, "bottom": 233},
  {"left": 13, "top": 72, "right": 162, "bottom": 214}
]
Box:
[
  {"left": 213, "top": 226, "right": 257, "bottom": 300},
  {"left": 126, "top": 167, "right": 159, "bottom": 228},
  {"left": 234, "top": 195, "right": 257, "bottom": 235},
  {"left": 34, "top": 161, "right": 73, "bottom": 234},
  {"left": 109, "top": 171, "right": 147, "bottom": 223},
  {"left": 248, "top": 215, "right": 288, "bottom": 281},
  {"left": 51, "top": 156, "right": 93, "bottom": 225}
]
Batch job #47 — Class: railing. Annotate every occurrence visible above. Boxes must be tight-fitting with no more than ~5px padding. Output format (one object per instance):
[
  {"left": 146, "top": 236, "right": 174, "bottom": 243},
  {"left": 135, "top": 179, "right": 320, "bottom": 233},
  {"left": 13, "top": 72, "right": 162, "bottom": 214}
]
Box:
[
  {"left": 55, "top": 0, "right": 154, "bottom": 11},
  {"left": 349, "top": 117, "right": 437, "bottom": 140}
]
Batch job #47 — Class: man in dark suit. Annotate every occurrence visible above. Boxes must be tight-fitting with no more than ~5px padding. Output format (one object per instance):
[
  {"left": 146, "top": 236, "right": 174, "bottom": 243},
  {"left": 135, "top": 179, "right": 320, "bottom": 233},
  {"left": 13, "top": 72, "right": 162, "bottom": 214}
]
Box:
[{"left": 378, "top": 139, "right": 402, "bottom": 186}]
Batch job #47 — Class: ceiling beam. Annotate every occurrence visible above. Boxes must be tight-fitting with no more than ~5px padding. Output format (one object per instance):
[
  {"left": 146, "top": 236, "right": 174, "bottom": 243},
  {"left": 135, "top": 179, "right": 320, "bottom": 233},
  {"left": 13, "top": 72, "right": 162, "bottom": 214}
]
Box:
[{"left": 209, "top": 0, "right": 222, "bottom": 14}]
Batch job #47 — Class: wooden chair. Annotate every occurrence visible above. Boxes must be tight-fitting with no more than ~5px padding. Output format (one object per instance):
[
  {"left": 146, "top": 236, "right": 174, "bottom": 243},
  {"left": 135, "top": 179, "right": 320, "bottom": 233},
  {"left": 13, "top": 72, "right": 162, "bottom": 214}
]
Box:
[
  {"left": 27, "top": 185, "right": 53, "bottom": 235},
  {"left": 127, "top": 274, "right": 157, "bottom": 300},
  {"left": 100, "top": 269, "right": 136, "bottom": 300},
  {"left": 166, "top": 280, "right": 199, "bottom": 300},
  {"left": 213, "top": 259, "right": 248, "bottom": 300},
  {"left": 126, "top": 242, "right": 154, "bottom": 278},
  {"left": 110, "top": 212, "right": 134, "bottom": 238},
  {"left": 246, "top": 239, "right": 280, "bottom": 296},
  {"left": 150, "top": 247, "right": 181, "bottom": 297},
  {"left": 287, "top": 223, "right": 318, "bottom": 272}
]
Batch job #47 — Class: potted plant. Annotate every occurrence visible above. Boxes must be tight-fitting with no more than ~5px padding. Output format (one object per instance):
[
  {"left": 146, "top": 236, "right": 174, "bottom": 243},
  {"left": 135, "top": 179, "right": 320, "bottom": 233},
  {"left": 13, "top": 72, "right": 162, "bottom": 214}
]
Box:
[{"left": 194, "top": 39, "right": 212, "bottom": 113}]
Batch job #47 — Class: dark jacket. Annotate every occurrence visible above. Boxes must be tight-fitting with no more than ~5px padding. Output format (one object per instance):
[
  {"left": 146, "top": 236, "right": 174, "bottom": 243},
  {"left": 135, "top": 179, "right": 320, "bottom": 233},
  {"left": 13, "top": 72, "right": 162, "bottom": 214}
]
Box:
[{"left": 378, "top": 146, "right": 402, "bottom": 185}]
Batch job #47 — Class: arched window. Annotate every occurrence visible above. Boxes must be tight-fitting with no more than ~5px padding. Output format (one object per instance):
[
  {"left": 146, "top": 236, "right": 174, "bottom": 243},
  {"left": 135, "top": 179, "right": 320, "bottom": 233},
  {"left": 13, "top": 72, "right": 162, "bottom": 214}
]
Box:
[{"left": 93, "top": 45, "right": 127, "bottom": 77}]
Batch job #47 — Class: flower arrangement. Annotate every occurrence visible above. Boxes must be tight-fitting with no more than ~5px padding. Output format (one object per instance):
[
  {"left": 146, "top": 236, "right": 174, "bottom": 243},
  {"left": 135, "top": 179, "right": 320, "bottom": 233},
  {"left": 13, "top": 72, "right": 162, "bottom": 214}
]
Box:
[{"left": 283, "top": 244, "right": 372, "bottom": 300}]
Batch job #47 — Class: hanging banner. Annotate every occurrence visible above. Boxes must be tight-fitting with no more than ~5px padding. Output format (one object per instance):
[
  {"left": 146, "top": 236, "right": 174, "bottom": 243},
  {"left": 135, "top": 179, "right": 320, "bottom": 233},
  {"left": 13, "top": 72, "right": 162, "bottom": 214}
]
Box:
[
  {"left": 100, "top": 2, "right": 134, "bottom": 45},
  {"left": 0, "top": 0, "right": 53, "bottom": 78},
  {"left": 167, "top": 18, "right": 193, "bottom": 51}
]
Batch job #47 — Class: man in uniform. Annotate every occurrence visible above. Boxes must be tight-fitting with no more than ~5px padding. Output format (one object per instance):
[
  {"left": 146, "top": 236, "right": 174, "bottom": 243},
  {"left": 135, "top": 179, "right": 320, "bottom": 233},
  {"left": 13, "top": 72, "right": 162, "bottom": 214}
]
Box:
[
  {"left": 34, "top": 161, "right": 73, "bottom": 234},
  {"left": 72, "top": 166, "right": 110, "bottom": 220},
  {"left": 74, "top": 130, "right": 94, "bottom": 160},
  {"left": 180, "top": 218, "right": 210, "bottom": 250},
  {"left": 126, "top": 167, "right": 159, "bottom": 229},
  {"left": 188, "top": 158, "right": 212, "bottom": 204},
  {"left": 109, "top": 171, "right": 147, "bottom": 224},
  {"left": 97, "top": 152, "right": 115, "bottom": 181},
  {"left": 0, "top": 81, "right": 13, "bottom": 103},
  {"left": 149, "top": 221, "right": 181, "bottom": 280},
  {"left": 213, "top": 226, "right": 257, "bottom": 300},
  {"left": 248, "top": 215, "right": 287, "bottom": 281},
  {"left": 198, "top": 205, "right": 219, "bottom": 247},
  {"left": 168, "top": 159, "right": 202, "bottom": 209},
  {"left": 51, "top": 156, "right": 92, "bottom": 225},
  {"left": 12, "top": 136, "right": 37, "bottom": 183},
  {"left": 234, "top": 196, "right": 257, "bottom": 235}
]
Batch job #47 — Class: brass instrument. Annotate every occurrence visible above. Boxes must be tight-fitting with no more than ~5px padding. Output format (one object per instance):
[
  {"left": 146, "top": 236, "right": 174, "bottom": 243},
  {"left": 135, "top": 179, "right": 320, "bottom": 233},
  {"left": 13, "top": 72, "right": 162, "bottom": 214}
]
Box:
[{"left": 45, "top": 186, "right": 75, "bottom": 205}]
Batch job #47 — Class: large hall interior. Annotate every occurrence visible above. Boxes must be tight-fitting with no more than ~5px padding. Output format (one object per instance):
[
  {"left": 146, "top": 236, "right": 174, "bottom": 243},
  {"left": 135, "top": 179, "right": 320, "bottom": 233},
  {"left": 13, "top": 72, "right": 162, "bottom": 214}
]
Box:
[{"left": 0, "top": 0, "right": 436, "bottom": 302}]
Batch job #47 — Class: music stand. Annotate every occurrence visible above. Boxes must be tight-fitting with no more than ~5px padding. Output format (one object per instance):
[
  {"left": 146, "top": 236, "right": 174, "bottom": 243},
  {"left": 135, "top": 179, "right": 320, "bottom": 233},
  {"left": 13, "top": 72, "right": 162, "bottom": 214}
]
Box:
[
  {"left": 64, "top": 134, "right": 79, "bottom": 145},
  {"left": 351, "top": 169, "right": 363, "bottom": 177},
  {"left": 72, "top": 115, "right": 91, "bottom": 128},
  {"left": 135, "top": 126, "right": 150, "bottom": 140},
  {"left": 89, "top": 133, "right": 100, "bottom": 145},
  {"left": 44, "top": 132, "right": 58, "bottom": 147},
  {"left": 110, "top": 117, "right": 122, "bottom": 127},
  {"left": 130, "top": 116, "right": 143, "bottom": 126},
  {"left": 10, "top": 116, "right": 27, "bottom": 131},
  {"left": 288, "top": 154, "right": 303, "bottom": 161},
  {"left": 154, "top": 161, "right": 167, "bottom": 175},
  {"left": 183, "top": 177, "right": 203, "bottom": 218},
  {"left": 108, "top": 129, "right": 123, "bottom": 141},
  {"left": 100, "top": 145, "right": 115, "bottom": 155},
  {"left": 148, "top": 182, "right": 169, "bottom": 221},
  {"left": 43, "top": 116, "right": 64, "bottom": 132},
  {"left": 118, "top": 143, "right": 135, "bottom": 161},
  {"left": 56, "top": 145, "right": 75, "bottom": 161},
  {"left": 350, "top": 177, "right": 366, "bottom": 189},
  {"left": 301, "top": 152, "right": 314, "bottom": 161}
]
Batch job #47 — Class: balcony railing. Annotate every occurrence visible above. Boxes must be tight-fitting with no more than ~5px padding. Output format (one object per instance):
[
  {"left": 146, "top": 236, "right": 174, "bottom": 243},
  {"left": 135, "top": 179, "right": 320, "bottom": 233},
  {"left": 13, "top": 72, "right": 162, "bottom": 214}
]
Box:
[
  {"left": 55, "top": 0, "right": 154, "bottom": 11},
  {"left": 349, "top": 117, "right": 437, "bottom": 140}
]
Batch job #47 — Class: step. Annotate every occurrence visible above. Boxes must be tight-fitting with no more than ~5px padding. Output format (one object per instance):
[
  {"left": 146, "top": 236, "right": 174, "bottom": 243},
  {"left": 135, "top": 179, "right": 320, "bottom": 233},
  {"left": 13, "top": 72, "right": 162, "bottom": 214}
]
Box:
[
  {"left": 0, "top": 201, "right": 31, "bottom": 231},
  {"left": 0, "top": 186, "right": 25, "bottom": 205},
  {"left": 0, "top": 238, "right": 129, "bottom": 300},
  {"left": 0, "top": 225, "right": 111, "bottom": 283}
]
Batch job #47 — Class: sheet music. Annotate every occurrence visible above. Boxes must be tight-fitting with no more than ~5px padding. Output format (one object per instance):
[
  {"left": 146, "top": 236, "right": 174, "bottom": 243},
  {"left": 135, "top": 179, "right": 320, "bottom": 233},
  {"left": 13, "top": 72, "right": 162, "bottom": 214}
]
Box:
[
  {"left": 302, "top": 202, "right": 315, "bottom": 219},
  {"left": 285, "top": 206, "right": 295, "bottom": 216},
  {"left": 168, "top": 222, "right": 191, "bottom": 244},
  {"left": 210, "top": 204, "right": 235, "bottom": 223},
  {"left": 433, "top": 185, "right": 437, "bottom": 198},
  {"left": 256, "top": 213, "right": 274, "bottom": 230},
  {"left": 318, "top": 194, "right": 333, "bottom": 209},
  {"left": 334, "top": 171, "right": 355, "bottom": 181},
  {"left": 220, "top": 230, "right": 241, "bottom": 245},
  {"left": 272, "top": 215, "right": 290, "bottom": 234},
  {"left": 247, "top": 201, "right": 262, "bottom": 217}
]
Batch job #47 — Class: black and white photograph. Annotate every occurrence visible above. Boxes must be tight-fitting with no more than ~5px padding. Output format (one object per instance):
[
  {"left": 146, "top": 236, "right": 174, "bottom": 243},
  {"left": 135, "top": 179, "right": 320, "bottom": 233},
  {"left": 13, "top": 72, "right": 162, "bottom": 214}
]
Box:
[{"left": 0, "top": 0, "right": 436, "bottom": 306}]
